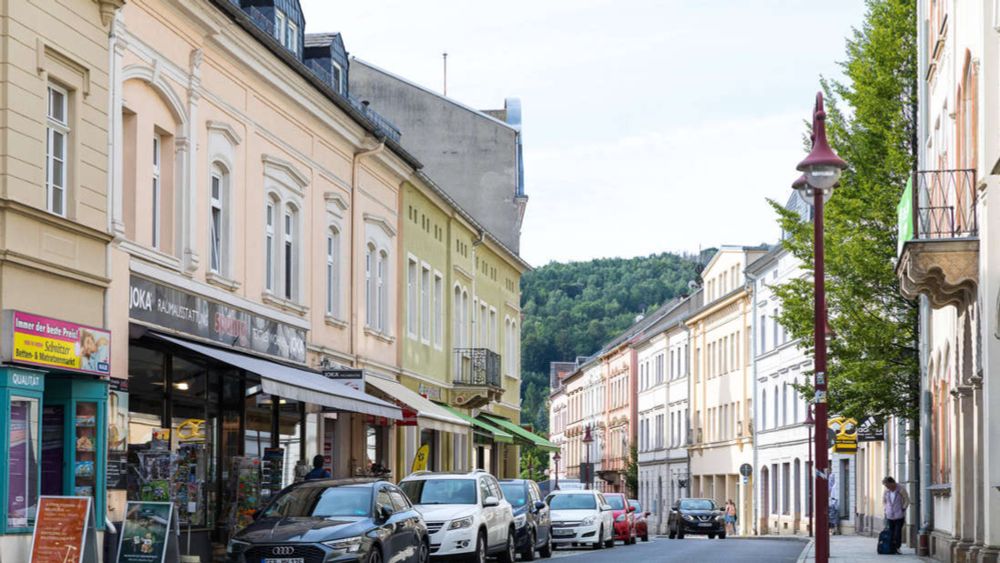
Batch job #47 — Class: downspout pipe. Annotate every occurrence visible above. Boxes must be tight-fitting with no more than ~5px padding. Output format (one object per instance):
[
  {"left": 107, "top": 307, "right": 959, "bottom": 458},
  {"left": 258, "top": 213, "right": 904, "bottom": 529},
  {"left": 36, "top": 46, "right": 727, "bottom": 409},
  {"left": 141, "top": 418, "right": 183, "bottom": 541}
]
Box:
[
  {"left": 350, "top": 140, "right": 386, "bottom": 366},
  {"left": 915, "top": 0, "right": 931, "bottom": 554},
  {"left": 745, "top": 271, "right": 760, "bottom": 536}
]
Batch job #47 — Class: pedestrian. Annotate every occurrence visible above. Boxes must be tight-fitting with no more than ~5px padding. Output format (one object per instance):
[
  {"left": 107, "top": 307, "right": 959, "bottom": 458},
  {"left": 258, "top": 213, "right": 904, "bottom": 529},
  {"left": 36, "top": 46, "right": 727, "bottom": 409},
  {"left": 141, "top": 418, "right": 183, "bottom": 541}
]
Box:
[
  {"left": 882, "top": 476, "right": 910, "bottom": 554},
  {"left": 724, "top": 500, "right": 737, "bottom": 536},
  {"left": 304, "top": 455, "right": 331, "bottom": 480},
  {"left": 828, "top": 496, "right": 839, "bottom": 535}
]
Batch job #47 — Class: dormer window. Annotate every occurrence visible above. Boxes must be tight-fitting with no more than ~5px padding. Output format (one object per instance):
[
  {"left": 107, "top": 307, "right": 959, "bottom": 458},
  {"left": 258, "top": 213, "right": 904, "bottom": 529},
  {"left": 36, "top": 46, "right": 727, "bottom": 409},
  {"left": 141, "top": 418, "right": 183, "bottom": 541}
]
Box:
[
  {"left": 275, "top": 10, "right": 286, "bottom": 45},
  {"left": 287, "top": 21, "right": 298, "bottom": 52},
  {"left": 331, "top": 62, "right": 344, "bottom": 94}
]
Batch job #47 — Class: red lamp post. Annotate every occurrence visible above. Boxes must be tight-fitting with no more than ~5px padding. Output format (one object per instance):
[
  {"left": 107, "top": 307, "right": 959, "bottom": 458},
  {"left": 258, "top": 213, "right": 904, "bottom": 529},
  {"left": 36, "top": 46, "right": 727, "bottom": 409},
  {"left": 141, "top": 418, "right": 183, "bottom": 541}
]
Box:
[
  {"left": 805, "top": 404, "right": 814, "bottom": 538},
  {"left": 583, "top": 425, "right": 594, "bottom": 490},
  {"left": 793, "top": 92, "right": 847, "bottom": 563},
  {"left": 553, "top": 451, "right": 562, "bottom": 491}
]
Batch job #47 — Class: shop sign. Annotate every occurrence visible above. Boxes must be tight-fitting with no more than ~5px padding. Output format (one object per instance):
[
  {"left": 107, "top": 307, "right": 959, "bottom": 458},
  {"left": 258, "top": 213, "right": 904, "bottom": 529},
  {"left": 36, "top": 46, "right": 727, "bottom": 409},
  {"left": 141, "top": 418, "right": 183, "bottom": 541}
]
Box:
[
  {"left": 829, "top": 416, "right": 858, "bottom": 454},
  {"left": 5, "top": 368, "right": 44, "bottom": 392},
  {"left": 323, "top": 368, "right": 364, "bottom": 391},
  {"left": 128, "top": 276, "right": 306, "bottom": 363},
  {"left": 29, "top": 496, "right": 97, "bottom": 563},
  {"left": 3, "top": 311, "right": 110, "bottom": 376},
  {"left": 116, "top": 501, "right": 174, "bottom": 563},
  {"left": 418, "top": 383, "right": 442, "bottom": 401},
  {"left": 897, "top": 176, "right": 914, "bottom": 256},
  {"left": 857, "top": 417, "right": 885, "bottom": 442}
]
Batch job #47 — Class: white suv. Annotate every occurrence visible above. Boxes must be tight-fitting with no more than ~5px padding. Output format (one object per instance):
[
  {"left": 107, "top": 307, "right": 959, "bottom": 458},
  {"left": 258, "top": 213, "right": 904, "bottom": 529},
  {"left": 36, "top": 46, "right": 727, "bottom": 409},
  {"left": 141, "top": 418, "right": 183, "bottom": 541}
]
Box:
[
  {"left": 545, "top": 490, "right": 615, "bottom": 549},
  {"left": 400, "top": 470, "right": 515, "bottom": 563}
]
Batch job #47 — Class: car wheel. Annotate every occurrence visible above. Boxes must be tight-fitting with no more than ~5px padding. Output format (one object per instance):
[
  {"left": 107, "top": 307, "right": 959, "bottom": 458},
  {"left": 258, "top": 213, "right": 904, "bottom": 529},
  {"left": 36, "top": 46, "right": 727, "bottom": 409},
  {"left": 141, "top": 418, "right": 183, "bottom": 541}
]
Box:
[
  {"left": 418, "top": 538, "right": 430, "bottom": 563},
  {"left": 642, "top": 532, "right": 649, "bottom": 542},
  {"left": 368, "top": 545, "right": 383, "bottom": 563},
  {"left": 470, "top": 531, "right": 487, "bottom": 563},
  {"left": 605, "top": 527, "right": 614, "bottom": 549},
  {"left": 522, "top": 529, "right": 536, "bottom": 561},
  {"left": 539, "top": 531, "right": 552, "bottom": 558},
  {"left": 718, "top": 531, "right": 726, "bottom": 540},
  {"left": 668, "top": 525, "right": 676, "bottom": 540},
  {"left": 498, "top": 529, "right": 515, "bottom": 563},
  {"left": 593, "top": 526, "right": 604, "bottom": 550},
  {"left": 708, "top": 533, "right": 716, "bottom": 539},
  {"left": 677, "top": 524, "right": 685, "bottom": 540}
]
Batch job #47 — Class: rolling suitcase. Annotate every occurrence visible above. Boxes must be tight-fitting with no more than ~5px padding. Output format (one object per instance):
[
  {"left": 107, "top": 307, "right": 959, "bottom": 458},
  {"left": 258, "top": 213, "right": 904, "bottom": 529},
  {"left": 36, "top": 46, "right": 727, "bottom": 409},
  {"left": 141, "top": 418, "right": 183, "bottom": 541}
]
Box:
[{"left": 877, "top": 527, "right": 894, "bottom": 555}]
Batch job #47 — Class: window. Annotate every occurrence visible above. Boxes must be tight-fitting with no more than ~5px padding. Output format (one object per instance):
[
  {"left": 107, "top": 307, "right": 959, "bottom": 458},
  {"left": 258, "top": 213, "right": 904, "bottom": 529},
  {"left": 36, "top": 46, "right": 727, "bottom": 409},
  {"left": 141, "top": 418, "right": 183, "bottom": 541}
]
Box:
[
  {"left": 782, "top": 463, "right": 791, "bottom": 515},
  {"left": 760, "top": 314, "right": 767, "bottom": 353},
  {"left": 209, "top": 168, "right": 224, "bottom": 273},
  {"left": 287, "top": 21, "right": 298, "bottom": 52},
  {"left": 275, "top": 10, "right": 286, "bottom": 44},
  {"left": 489, "top": 309, "right": 498, "bottom": 352},
  {"left": 772, "top": 309, "right": 779, "bottom": 350},
  {"left": 365, "top": 244, "right": 375, "bottom": 326},
  {"left": 376, "top": 251, "right": 387, "bottom": 332},
  {"left": 265, "top": 201, "right": 275, "bottom": 291},
  {"left": 433, "top": 274, "right": 443, "bottom": 348},
  {"left": 407, "top": 259, "right": 418, "bottom": 337},
  {"left": 326, "top": 230, "right": 339, "bottom": 317},
  {"left": 152, "top": 135, "right": 161, "bottom": 248},
  {"left": 331, "top": 62, "right": 344, "bottom": 94},
  {"left": 282, "top": 209, "right": 295, "bottom": 300},
  {"left": 7, "top": 396, "right": 39, "bottom": 529},
  {"left": 761, "top": 390, "right": 767, "bottom": 431},
  {"left": 773, "top": 386, "right": 779, "bottom": 429},
  {"left": 421, "top": 265, "right": 431, "bottom": 342},
  {"left": 782, "top": 383, "right": 788, "bottom": 427},
  {"left": 46, "top": 85, "right": 69, "bottom": 216}
]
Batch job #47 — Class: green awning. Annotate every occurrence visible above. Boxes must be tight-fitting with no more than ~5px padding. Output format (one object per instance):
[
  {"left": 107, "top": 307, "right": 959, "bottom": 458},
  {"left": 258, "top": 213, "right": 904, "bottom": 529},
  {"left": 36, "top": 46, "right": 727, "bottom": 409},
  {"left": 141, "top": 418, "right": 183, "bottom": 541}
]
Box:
[
  {"left": 481, "top": 415, "right": 559, "bottom": 452},
  {"left": 439, "top": 405, "right": 514, "bottom": 443}
]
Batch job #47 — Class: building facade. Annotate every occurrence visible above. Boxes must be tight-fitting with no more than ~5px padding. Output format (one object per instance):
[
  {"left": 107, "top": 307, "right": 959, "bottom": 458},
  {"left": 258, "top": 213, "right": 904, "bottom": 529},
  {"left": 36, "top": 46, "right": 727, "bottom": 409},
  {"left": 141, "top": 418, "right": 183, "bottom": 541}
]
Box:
[{"left": 687, "top": 245, "right": 766, "bottom": 534}]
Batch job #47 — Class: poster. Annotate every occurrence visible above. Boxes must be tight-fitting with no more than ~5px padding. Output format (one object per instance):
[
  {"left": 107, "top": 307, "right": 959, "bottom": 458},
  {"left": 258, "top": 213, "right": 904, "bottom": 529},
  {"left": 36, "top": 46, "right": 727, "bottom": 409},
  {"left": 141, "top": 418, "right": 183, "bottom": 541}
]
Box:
[
  {"left": 29, "top": 496, "right": 91, "bottom": 563},
  {"left": 3, "top": 311, "right": 110, "bottom": 375},
  {"left": 116, "top": 501, "right": 173, "bottom": 563},
  {"left": 108, "top": 381, "right": 130, "bottom": 453},
  {"left": 411, "top": 444, "right": 429, "bottom": 472}
]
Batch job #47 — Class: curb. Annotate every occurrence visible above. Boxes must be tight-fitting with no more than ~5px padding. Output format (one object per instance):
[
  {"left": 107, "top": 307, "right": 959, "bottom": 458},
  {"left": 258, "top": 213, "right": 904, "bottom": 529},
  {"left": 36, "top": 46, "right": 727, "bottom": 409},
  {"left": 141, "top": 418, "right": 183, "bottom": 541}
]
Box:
[
  {"left": 796, "top": 539, "right": 815, "bottom": 563},
  {"left": 652, "top": 534, "right": 810, "bottom": 542}
]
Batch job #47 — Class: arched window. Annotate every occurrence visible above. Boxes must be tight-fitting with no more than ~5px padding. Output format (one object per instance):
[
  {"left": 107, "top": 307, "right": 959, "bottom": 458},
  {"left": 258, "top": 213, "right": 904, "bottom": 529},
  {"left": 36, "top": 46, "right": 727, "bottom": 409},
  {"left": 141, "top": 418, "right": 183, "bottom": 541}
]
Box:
[
  {"left": 376, "top": 250, "right": 388, "bottom": 332},
  {"left": 761, "top": 391, "right": 767, "bottom": 431},
  {"left": 325, "top": 227, "right": 340, "bottom": 317},
  {"left": 511, "top": 321, "right": 518, "bottom": 376},
  {"left": 782, "top": 383, "right": 788, "bottom": 427},
  {"left": 365, "top": 243, "right": 375, "bottom": 326},
  {"left": 264, "top": 196, "right": 278, "bottom": 292},
  {"left": 281, "top": 205, "right": 298, "bottom": 301},
  {"left": 773, "top": 386, "right": 779, "bottom": 429}
]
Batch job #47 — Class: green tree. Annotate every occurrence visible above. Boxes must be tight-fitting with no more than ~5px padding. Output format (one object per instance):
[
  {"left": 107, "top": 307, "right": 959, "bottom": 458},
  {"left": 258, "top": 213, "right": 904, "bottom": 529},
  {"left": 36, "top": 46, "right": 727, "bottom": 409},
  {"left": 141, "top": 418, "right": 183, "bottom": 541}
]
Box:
[
  {"left": 770, "top": 0, "right": 918, "bottom": 422},
  {"left": 624, "top": 445, "right": 638, "bottom": 497}
]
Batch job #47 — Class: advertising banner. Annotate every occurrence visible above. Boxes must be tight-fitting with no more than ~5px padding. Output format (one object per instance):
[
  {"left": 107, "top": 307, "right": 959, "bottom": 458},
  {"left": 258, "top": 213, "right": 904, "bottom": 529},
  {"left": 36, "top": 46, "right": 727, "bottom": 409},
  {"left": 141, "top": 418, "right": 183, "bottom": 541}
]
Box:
[
  {"left": 3, "top": 311, "right": 110, "bottom": 375},
  {"left": 29, "top": 496, "right": 94, "bottom": 563},
  {"left": 129, "top": 275, "right": 306, "bottom": 363},
  {"left": 829, "top": 416, "right": 859, "bottom": 454},
  {"left": 857, "top": 417, "right": 885, "bottom": 442},
  {"left": 116, "top": 501, "right": 173, "bottom": 563}
]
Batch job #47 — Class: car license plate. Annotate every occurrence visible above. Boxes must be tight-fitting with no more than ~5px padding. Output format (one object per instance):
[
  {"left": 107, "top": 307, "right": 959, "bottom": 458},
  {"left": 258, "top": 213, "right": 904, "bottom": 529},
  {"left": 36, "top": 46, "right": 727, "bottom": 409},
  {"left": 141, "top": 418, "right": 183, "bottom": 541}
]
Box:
[
  {"left": 263, "top": 558, "right": 305, "bottom": 563},
  {"left": 554, "top": 529, "right": 573, "bottom": 537},
  {"left": 698, "top": 523, "right": 712, "bottom": 527}
]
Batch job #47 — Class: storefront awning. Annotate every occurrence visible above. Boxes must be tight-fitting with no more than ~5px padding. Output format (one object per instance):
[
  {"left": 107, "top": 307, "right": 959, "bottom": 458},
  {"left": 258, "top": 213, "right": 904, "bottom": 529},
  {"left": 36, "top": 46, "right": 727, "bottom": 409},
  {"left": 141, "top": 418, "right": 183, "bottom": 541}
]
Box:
[
  {"left": 151, "top": 333, "right": 402, "bottom": 419},
  {"left": 481, "top": 415, "right": 559, "bottom": 452},
  {"left": 366, "top": 377, "right": 470, "bottom": 434},
  {"left": 440, "top": 405, "right": 514, "bottom": 443}
]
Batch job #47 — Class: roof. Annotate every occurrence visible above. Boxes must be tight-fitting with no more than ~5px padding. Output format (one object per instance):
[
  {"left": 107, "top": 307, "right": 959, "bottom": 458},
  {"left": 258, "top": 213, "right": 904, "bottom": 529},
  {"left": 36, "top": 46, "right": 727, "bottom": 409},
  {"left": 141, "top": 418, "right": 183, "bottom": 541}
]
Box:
[
  {"left": 630, "top": 289, "right": 704, "bottom": 346},
  {"left": 744, "top": 243, "right": 787, "bottom": 277},
  {"left": 352, "top": 57, "right": 518, "bottom": 132},
  {"left": 304, "top": 32, "right": 341, "bottom": 48}
]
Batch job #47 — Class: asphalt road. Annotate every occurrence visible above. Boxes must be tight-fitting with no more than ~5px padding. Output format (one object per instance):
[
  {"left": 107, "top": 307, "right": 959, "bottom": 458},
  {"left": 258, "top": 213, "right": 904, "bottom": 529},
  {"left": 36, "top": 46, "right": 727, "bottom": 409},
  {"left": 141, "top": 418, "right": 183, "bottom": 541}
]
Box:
[{"left": 537, "top": 535, "right": 807, "bottom": 563}]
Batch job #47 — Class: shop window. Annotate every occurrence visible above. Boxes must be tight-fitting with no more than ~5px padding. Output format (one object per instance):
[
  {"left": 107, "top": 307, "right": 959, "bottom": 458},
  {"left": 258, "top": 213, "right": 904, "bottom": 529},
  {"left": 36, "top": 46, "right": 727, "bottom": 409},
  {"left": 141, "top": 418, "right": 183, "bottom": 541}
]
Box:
[{"left": 7, "top": 396, "right": 39, "bottom": 530}]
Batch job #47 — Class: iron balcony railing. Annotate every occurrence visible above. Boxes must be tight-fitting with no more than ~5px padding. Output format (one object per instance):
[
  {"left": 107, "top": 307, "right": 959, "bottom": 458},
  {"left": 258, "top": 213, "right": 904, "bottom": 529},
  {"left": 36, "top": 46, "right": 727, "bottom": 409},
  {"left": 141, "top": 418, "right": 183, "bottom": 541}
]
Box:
[
  {"left": 453, "top": 348, "right": 501, "bottom": 388},
  {"left": 914, "top": 169, "right": 978, "bottom": 239}
]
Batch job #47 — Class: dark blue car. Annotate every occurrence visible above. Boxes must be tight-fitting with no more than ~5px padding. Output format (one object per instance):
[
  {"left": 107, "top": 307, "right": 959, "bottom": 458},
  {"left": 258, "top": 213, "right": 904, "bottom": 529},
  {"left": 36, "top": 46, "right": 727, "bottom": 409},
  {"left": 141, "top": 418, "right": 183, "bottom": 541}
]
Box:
[{"left": 499, "top": 479, "right": 552, "bottom": 560}]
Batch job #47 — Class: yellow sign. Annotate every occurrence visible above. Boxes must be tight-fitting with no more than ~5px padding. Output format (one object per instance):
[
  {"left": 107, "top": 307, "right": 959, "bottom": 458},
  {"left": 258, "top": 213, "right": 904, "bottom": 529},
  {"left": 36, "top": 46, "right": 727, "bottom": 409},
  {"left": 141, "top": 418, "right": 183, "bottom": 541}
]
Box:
[
  {"left": 411, "top": 444, "right": 430, "bottom": 473},
  {"left": 8, "top": 311, "right": 111, "bottom": 375},
  {"left": 176, "top": 419, "right": 206, "bottom": 442},
  {"left": 829, "top": 417, "right": 858, "bottom": 454}
]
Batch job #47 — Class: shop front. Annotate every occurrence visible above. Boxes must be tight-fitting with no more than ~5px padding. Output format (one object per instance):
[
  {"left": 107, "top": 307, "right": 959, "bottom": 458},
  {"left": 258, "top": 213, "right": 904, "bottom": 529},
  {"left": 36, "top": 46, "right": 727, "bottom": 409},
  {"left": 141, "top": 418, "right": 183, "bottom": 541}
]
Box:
[
  {"left": 0, "top": 311, "right": 112, "bottom": 559},
  {"left": 121, "top": 276, "right": 402, "bottom": 561}
]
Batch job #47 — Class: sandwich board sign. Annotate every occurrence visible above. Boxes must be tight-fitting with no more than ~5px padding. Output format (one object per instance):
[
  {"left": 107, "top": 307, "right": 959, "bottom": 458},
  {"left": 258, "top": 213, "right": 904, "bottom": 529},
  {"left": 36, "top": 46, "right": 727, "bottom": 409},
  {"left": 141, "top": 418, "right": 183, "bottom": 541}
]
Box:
[
  {"left": 116, "top": 501, "right": 176, "bottom": 563},
  {"left": 29, "top": 496, "right": 98, "bottom": 563}
]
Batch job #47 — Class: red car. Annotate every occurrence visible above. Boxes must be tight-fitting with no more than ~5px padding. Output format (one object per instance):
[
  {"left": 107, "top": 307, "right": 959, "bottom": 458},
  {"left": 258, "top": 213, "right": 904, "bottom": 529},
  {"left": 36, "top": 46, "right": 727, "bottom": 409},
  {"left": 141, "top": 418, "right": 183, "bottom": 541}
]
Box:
[
  {"left": 605, "top": 493, "right": 636, "bottom": 544},
  {"left": 629, "top": 499, "right": 650, "bottom": 542}
]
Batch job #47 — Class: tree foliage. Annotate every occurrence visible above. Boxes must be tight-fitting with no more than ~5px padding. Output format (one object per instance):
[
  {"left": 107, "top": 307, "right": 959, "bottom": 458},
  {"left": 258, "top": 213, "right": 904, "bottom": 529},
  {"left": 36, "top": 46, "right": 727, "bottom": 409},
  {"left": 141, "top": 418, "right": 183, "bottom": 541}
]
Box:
[
  {"left": 624, "top": 445, "right": 638, "bottom": 497},
  {"left": 518, "top": 252, "right": 702, "bottom": 432},
  {"left": 770, "top": 0, "right": 918, "bottom": 422}
]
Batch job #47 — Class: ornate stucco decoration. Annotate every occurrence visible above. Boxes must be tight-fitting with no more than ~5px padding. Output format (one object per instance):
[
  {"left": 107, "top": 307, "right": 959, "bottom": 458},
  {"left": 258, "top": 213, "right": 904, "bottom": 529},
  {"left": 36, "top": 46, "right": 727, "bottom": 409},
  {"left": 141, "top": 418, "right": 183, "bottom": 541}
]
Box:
[
  {"left": 94, "top": 0, "right": 126, "bottom": 27},
  {"left": 897, "top": 238, "right": 979, "bottom": 309}
]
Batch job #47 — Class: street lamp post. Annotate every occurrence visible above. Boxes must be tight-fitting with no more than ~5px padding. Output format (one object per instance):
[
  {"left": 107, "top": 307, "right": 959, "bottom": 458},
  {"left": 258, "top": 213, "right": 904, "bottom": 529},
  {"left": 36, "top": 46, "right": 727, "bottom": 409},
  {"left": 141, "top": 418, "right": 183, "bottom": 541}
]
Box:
[
  {"left": 583, "top": 425, "right": 594, "bottom": 490},
  {"left": 553, "top": 451, "right": 562, "bottom": 491},
  {"left": 792, "top": 91, "right": 847, "bottom": 563},
  {"left": 805, "top": 404, "right": 814, "bottom": 538}
]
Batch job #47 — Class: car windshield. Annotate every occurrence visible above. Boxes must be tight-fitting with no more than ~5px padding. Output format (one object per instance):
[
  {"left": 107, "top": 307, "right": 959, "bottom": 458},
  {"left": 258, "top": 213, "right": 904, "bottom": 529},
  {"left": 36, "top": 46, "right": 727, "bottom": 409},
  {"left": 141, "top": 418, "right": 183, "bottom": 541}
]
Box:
[
  {"left": 605, "top": 496, "right": 626, "bottom": 510},
  {"left": 262, "top": 485, "right": 372, "bottom": 518},
  {"left": 629, "top": 500, "right": 642, "bottom": 512},
  {"left": 400, "top": 479, "right": 477, "bottom": 505},
  {"left": 500, "top": 483, "right": 527, "bottom": 507},
  {"left": 679, "top": 499, "right": 716, "bottom": 511},
  {"left": 547, "top": 494, "right": 596, "bottom": 510}
]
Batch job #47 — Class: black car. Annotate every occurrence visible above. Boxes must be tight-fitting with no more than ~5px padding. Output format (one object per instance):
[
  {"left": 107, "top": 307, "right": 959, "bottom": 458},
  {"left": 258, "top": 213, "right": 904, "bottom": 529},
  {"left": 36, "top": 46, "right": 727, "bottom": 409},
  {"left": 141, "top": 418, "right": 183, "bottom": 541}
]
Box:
[
  {"left": 666, "top": 498, "right": 726, "bottom": 539},
  {"left": 499, "top": 479, "right": 552, "bottom": 560},
  {"left": 227, "top": 478, "right": 429, "bottom": 563}
]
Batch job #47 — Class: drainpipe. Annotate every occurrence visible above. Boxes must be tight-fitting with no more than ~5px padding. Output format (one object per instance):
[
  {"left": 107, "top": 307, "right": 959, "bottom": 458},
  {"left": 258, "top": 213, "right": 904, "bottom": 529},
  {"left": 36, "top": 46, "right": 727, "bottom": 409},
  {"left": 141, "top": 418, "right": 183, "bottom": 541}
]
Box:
[
  {"left": 349, "top": 140, "right": 385, "bottom": 365},
  {"left": 746, "top": 271, "right": 760, "bottom": 536}
]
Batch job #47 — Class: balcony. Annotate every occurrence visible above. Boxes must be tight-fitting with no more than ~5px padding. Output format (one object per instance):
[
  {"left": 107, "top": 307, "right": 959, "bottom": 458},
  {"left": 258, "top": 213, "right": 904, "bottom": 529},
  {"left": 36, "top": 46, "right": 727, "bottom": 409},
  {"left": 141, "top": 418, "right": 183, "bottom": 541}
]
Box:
[
  {"left": 897, "top": 169, "right": 979, "bottom": 309},
  {"left": 451, "top": 348, "right": 504, "bottom": 409}
]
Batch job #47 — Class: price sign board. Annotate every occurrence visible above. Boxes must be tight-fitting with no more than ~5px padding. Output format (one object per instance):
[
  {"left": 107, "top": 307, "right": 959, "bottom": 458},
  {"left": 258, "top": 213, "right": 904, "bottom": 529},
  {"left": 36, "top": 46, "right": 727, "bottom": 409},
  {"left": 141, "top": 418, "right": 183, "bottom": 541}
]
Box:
[{"left": 30, "top": 496, "right": 96, "bottom": 563}]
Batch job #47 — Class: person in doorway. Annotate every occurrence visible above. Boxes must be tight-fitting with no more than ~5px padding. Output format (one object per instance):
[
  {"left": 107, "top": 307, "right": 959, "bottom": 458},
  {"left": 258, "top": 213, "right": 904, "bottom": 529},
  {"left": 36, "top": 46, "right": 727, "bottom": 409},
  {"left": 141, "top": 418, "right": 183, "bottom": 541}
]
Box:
[
  {"left": 305, "top": 455, "right": 331, "bottom": 480},
  {"left": 828, "top": 496, "right": 840, "bottom": 535},
  {"left": 883, "top": 476, "right": 910, "bottom": 554},
  {"left": 724, "top": 500, "right": 737, "bottom": 535}
]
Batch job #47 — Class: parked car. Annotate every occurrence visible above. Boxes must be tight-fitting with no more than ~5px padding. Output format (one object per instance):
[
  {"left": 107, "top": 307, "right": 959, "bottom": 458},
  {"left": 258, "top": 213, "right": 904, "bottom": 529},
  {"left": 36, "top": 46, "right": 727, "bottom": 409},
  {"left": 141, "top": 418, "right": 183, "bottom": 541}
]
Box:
[
  {"left": 604, "top": 492, "right": 635, "bottom": 544},
  {"left": 399, "top": 470, "right": 515, "bottom": 563},
  {"left": 545, "top": 489, "right": 615, "bottom": 550},
  {"left": 666, "top": 498, "right": 726, "bottom": 539},
  {"left": 537, "top": 478, "right": 584, "bottom": 496},
  {"left": 628, "top": 499, "right": 650, "bottom": 542},
  {"left": 226, "top": 478, "right": 429, "bottom": 563},
  {"left": 499, "top": 479, "right": 553, "bottom": 560}
]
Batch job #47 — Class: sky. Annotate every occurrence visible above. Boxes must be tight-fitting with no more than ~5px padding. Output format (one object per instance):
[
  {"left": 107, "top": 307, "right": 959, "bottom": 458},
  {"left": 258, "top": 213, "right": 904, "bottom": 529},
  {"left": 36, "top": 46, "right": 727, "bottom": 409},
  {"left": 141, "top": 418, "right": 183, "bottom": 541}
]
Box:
[{"left": 301, "top": 0, "right": 868, "bottom": 266}]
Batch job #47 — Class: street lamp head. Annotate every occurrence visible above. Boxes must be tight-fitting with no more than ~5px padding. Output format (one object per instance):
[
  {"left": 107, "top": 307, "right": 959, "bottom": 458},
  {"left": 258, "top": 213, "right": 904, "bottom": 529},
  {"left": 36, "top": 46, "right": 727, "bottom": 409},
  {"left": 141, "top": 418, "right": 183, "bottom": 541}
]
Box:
[
  {"left": 796, "top": 92, "right": 847, "bottom": 191},
  {"left": 553, "top": 451, "right": 562, "bottom": 463},
  {"left": 583, "top": 425, "right": 594, "bottom": 444}
]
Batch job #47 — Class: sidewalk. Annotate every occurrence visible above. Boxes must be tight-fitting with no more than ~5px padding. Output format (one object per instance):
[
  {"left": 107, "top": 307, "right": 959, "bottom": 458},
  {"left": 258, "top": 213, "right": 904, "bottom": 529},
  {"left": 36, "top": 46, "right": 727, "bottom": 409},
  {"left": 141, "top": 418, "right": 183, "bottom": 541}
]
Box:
[{"left": 797, "top": 534, "right": 932, "bottom": 562}]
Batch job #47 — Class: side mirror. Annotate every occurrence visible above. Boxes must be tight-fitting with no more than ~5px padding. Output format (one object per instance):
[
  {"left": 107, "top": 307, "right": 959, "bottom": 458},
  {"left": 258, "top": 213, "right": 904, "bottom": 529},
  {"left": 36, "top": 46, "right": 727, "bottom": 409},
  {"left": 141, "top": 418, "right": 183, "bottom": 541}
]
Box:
[
  {"left": 601, "top": 504, "right": 612, "bottom": 511},
  {"left": 628, "top": 505, "right": 636, "bottom": 513},
  {"left": 378, "top": 505, "right": 394, "bottom": 522},
  {"left": 534, "top": 501, "right": 546, "bottom": 511},
  {"left": 483, "top": 496, "right": 500, "bottom": 508},
  {"left": 645, "top": 511, "right": 651, "bottom": 517}
]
